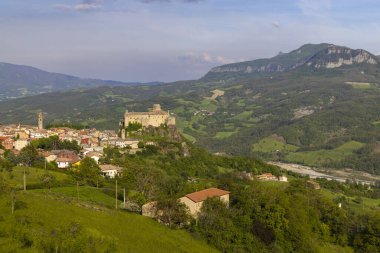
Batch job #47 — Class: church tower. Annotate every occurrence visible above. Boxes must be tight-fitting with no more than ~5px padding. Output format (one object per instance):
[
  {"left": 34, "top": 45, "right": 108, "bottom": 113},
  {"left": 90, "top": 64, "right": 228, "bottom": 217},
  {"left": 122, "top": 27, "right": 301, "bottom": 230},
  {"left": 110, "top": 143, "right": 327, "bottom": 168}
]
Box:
[{"left": 38, "top": 112, "right": 43, "bottom": 130}]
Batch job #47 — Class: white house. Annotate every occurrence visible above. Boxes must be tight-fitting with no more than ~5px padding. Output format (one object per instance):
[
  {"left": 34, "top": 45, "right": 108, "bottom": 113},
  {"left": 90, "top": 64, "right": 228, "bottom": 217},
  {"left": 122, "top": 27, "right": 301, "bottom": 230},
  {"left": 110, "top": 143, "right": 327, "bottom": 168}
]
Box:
[
  {"left": 100, "top": 164, "right": 123, "bottom": 178},
  {"left": 56, "top": 158, "right": 72, "bottom": 169},
  {"left": 85, "top": 151, "right": 103, "bottom": 164}
]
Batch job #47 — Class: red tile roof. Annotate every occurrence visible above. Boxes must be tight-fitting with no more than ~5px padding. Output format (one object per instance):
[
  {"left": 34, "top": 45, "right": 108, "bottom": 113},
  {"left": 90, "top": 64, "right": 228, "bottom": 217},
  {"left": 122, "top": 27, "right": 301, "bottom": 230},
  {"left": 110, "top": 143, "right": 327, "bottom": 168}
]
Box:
[{"left": 185, "top": 188, "right": 229, "bottom": 203}]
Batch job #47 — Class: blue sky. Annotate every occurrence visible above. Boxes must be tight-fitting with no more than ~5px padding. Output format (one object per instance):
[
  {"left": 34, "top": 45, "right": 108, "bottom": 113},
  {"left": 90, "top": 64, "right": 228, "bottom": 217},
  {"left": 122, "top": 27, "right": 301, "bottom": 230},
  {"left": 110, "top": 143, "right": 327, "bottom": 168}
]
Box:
[{"left": 1, "top": 0, "right": 380, "bottom": 82}]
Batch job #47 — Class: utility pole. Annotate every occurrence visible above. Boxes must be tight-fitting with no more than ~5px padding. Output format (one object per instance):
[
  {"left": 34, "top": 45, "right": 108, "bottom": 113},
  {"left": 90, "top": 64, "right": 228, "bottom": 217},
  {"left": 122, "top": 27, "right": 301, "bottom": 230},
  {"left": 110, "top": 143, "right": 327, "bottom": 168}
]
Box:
[
  {"left": 115, "top": 180, "right": 118, "bottom": 209},
  {"left": 76, "top": 181, "right": 79, "bottom": 200},
  {"left": 11, "top": 190, "right": 15, "bottom": 214},
  {"left": 123, "top": 188, "right": 126, "bottom": 209},
  {"left": 23, "top": 167, "right": 26, "bottom": 191}
]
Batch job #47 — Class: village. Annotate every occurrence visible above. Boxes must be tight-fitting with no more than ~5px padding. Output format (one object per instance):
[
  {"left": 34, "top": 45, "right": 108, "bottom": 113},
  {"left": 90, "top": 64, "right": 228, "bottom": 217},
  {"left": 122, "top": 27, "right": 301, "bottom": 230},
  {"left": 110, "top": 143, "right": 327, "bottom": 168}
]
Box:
[{"left": 0, "top": 104, "right": 321, "bottom": 222}]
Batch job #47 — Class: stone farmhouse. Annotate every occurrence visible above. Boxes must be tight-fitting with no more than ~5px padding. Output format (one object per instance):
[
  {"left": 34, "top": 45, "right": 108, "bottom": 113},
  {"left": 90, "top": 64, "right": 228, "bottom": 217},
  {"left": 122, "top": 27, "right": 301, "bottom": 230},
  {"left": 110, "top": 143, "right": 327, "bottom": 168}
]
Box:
[
  {"left": 179, "top": 188, "right": 230, "bottom": 217},
  {"left": 142, "top": 187, "right": 230, "bottom": 219},
  {"left": 124, "top": 104, "right": 176, "bottom": 128}
]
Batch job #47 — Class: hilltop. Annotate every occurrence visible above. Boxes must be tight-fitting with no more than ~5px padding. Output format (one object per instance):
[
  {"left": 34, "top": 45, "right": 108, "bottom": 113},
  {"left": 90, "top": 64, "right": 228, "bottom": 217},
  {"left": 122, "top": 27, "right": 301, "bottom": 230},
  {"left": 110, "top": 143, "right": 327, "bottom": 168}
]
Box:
[{"left": 0, "top": 43, "right": 380, "bottom": 174}]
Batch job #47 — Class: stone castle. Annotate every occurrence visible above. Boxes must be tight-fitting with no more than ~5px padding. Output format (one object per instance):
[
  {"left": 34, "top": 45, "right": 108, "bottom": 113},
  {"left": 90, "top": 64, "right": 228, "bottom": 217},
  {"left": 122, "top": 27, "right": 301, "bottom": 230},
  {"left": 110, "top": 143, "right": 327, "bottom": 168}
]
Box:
[{"left": 123, "top": 104, "right": 176, "bottom": 128}]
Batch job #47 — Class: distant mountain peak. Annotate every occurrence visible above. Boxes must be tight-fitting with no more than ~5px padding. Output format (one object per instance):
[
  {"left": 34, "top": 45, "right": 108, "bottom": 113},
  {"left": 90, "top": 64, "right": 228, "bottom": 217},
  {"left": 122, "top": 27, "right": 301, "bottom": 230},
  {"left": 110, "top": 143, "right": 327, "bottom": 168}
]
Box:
[
  {"left": 202, "top": 43, "right": 378, "bottom": 81},
  {"left": 306, "top": 45, "right": 377, "bottom": 69}
]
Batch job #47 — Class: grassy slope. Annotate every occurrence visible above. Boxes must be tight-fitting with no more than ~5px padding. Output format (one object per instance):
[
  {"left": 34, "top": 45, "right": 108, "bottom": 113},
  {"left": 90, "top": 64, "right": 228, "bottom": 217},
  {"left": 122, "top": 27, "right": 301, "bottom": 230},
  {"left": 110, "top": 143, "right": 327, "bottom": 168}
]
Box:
[
  {"left": 285, "top": 141, "right": 365, "bottom": 166},
  {"left": 32, "top": 186, "right": 120, "bottom": 209},
  {"left": 0, "top": 192, "right": 217, "bottom": 253},
  {"left": 4, "top": 166, "right": 71, "bottom": 187},
  {"left": 0, "top": 167, "right": 217, "bottom": 252},
  {"left": 320, "top": 189, "right": 380, "bottom": 215},
  {"left": 252, "top": 136, "right": 299, "bottom": 153}
]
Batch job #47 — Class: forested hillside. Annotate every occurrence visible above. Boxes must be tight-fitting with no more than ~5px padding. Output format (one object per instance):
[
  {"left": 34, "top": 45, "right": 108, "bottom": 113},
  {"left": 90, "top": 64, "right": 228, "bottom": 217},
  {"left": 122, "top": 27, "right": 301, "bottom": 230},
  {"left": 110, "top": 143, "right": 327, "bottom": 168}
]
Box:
[{"left": 0, "top": 130, "right": 379, "bottom": 252}]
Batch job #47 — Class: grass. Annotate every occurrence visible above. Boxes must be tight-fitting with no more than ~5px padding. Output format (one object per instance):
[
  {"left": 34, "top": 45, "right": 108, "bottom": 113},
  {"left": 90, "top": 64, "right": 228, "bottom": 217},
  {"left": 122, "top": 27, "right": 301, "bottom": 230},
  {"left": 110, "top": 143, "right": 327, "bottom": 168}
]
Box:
[
  {"left": 200, "top": 99, "right": 218, "bottom": 111},
  {"left": 236, "top": 99, "right": 245, "bottom": 107},
  {"left": 252, "top": 136, "right": 299, "bottom": 153},
  {"left": 0, "top": 192, "right": 217, "bottom": 253},
  {"left": 3, "top": 166, "right": 71, "bottom": 188},
  {"left": 345, "top": 82, "right": 376, "bottom": 89},
  {"left": 182, "top": 133, "right": 196, "bottom": 143},
  {"left": 285, "top": 141, "right": 365, "bottom": 166},
  {"left": 31, "top": 186, "right": 120, "bottom": 209},
  {"left": 215, "top": 129, "right": 239, "bottom": 139},
  {"left": 231, "top": 110, "right": 253, "bottom": 120},
  {"left": 320, "top": 189, "right": 380, "bottom": 215}
]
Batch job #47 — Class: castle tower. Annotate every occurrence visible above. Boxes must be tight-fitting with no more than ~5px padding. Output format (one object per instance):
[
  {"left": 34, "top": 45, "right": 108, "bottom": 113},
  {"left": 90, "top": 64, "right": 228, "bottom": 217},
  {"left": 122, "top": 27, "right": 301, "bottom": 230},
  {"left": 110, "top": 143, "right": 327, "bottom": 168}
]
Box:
[
  {"left": 152, "top": 104, "right": 161, "bottom": 112},
  {"left": 38, "top": 112, "right": 43, "bottom": 130},
  {"left": 121, "top": 128, "right": 126, "bottom": 140}
]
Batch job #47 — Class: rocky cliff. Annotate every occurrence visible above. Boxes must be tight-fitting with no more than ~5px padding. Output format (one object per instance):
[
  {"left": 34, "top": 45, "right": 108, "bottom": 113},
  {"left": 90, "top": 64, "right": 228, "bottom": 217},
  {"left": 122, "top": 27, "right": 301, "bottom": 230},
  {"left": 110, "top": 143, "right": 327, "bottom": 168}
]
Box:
[{"left": 306, "top": 45, "right": 377, "bottom": 69}]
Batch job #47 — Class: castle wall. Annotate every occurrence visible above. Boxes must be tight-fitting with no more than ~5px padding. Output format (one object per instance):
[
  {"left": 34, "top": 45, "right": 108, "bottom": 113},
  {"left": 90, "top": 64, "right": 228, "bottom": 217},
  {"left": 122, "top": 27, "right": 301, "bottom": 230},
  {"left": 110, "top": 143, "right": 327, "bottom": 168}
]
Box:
[
  {"left": 124, "top": 104, "right": 176, "bottom": 128},
  {"left": 125, "top": 114, "right": 169, "bottom": 127}
]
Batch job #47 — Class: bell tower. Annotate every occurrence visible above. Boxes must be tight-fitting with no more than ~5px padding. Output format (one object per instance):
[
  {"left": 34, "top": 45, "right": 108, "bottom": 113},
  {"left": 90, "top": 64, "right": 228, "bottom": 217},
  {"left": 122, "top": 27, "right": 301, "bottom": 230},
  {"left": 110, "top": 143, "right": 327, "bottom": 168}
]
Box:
[{"left": 38, "top": 112, "right": 43, "bottom": 130}]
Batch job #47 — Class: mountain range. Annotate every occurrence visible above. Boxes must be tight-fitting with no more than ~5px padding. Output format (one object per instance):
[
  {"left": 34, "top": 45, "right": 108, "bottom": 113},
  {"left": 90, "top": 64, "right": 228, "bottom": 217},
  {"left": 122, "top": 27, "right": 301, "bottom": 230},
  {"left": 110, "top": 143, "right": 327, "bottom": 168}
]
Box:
[
  {"left": 0, "top": 43, "right": 380, "bottom": 174},
  {"left": 0, "top": 62, "right": 162, "bottom": 100}
]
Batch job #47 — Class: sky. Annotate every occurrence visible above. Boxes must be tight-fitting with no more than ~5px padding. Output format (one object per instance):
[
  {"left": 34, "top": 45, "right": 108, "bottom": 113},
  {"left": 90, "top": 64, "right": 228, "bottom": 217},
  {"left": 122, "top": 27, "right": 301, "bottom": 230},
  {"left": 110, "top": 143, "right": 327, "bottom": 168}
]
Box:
[{"left": 1, "top": 0, "right": 380, "bottom": 82}]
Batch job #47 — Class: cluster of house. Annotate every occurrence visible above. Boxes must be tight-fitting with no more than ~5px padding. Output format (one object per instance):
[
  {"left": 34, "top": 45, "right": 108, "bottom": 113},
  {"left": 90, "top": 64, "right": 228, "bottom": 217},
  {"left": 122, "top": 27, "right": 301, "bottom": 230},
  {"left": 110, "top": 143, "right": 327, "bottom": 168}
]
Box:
[
  {"left": 0, "top": 123, "right": 133, "bottom": 178},
  {"left": 0, "top": 120, "right": 139, "bottom": 178},
  {"left": 0, "top": 124, "right": 141, "bottom": 152}
]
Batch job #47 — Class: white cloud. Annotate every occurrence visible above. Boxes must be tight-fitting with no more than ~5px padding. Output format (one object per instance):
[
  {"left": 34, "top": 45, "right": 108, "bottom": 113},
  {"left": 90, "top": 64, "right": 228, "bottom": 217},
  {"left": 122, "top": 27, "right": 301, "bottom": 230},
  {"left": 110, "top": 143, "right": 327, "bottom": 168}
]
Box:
[
  {"left": 55, "top": 1, "right": 103, "bottom": 12},
  {"left": 179, "top": 52, "right": 234, "bottom": 65},
  {"left": 297, "top": 0, "right": 331, "bottom": 17}
]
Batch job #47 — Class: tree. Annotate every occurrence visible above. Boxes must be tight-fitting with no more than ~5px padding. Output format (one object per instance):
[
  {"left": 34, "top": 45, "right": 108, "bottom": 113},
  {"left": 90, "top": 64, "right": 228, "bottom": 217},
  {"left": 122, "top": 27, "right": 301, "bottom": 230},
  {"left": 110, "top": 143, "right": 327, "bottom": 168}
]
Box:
[
  {"left": 74, "top": 157, "right": 102, "bottom": 186},
  {"left": 156, "top": 199, "right": 190, "bottom": 228},
  {"left": 31, "top": 136, "right": 80, "bottom": 153},
  {"left": 18, "top": 144, "right": 42, "bottom": 167},
  {"left": 40, "top": 173, "right": 57, "bottom": 190}
]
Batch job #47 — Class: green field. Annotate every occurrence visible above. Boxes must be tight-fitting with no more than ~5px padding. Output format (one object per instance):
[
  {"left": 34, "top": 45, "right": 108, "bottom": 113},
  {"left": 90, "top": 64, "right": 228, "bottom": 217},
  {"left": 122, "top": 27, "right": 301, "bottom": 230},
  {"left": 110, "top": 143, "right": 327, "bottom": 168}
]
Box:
[
  {"left": 346, "top": 82, "right": 376, "bottom": 89},
  {"left": 285, "top": 141, "right": 365, "bottom": 166},
  {"left": 320, "top": 189, "right": 380, "bottom": 215},
  {"left": 3, "top": 166, "right": 71, "bottom": 188},
  {"left": 215, "top": 129, "right": 239, "bottom": 139},
  {"left": 200, "top": 99, "right": 218, "bottom": 111},
  {"left": 0, "top": 192, "right": 217, "bottom": 252},
  {"left": 32, "top": 186, "right": 120, "bottom": 209},
  {"left": 252, "top": 136, "right": 299, "bottom": 153},
  {"left": 231, "top": 110, "right": 253, "bottom": 120}
]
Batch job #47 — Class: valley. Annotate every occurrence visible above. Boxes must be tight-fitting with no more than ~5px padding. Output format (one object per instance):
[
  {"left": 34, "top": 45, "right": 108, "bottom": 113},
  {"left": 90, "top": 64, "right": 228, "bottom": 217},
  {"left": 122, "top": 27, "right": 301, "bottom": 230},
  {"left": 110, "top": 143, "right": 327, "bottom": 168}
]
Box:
[{"left": 1, "top": 44, "right": 380, "bottom": 176}]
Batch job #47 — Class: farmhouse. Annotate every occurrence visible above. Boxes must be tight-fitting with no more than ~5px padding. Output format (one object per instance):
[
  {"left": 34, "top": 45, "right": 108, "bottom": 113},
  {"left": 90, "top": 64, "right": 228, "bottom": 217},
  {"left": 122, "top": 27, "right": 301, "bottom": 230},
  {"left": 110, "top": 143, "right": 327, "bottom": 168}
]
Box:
[
  {"left": 124, "top": 104, "right": 176, "bottom": 128},
  {"left": 99, "top": 164, "right": 123, "bottom": 178},
  {"left": 307, "top": 180, "right": 321, "bottom": 190},
  {"left": 179, "top": 188, "right": 230, "bottom": 217},
  {"left": 256, "top": 173, "right": 278, "bottom": 181}
]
